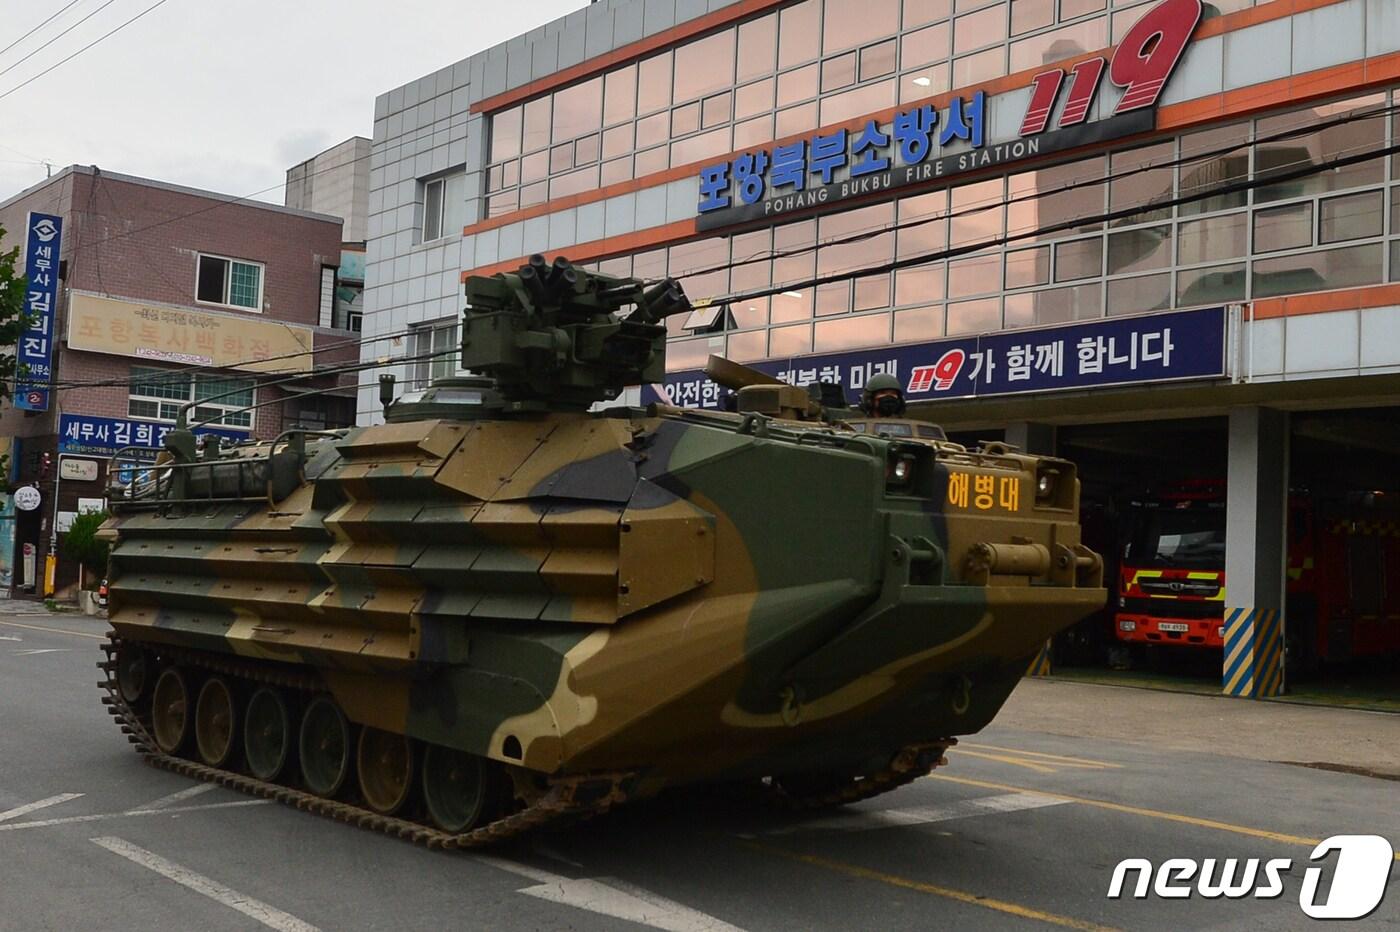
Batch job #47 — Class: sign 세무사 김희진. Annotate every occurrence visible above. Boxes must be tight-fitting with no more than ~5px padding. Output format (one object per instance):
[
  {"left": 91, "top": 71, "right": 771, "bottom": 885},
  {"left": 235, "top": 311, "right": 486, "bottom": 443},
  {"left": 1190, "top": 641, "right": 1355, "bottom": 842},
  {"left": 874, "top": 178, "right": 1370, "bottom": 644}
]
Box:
[
  {"left": 694, "top": 0, "right": 1202, "bottom": 229},
  {"left": 15, "top": 212, "right": 64, "bottom": 411}
]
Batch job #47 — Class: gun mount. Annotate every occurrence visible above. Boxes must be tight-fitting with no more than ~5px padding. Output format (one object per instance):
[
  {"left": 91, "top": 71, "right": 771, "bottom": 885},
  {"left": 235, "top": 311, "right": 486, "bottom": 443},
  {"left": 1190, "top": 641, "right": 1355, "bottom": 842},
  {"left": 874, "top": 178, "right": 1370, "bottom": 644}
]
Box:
[
  {"left": 460, "top": 254, "right": 691, "bottom": 411},
  {"left": 703, "top": 354, "right": 852, "bottom": 421}
]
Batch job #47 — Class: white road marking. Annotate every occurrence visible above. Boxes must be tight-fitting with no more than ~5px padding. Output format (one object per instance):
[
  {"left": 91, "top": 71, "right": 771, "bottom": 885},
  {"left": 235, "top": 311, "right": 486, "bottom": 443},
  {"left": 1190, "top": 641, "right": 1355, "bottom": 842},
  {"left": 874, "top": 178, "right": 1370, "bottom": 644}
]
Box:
[
  {"left": 474, "top": 854, "right": 746, "bottom": 932},
  {"left": 765, "top": 791, "right": 1069, "bottom": 835},
  {"left": 12, "top": 648, "right": 70, "bottom": 655},
  {"left": 0, "top": 798, "right": 267, "bottom": 832},
  {"left": 0, "top": 635, "right": 21, "bottom": 641},
  {"left": 92, "top": 836, "right": 320, "bottom": 932},
  {"left": 0, "top": 793, "right": 84, "bottom": 823},
  {"left": 131, "top": 783, "right": 218, "bottom": 811}
]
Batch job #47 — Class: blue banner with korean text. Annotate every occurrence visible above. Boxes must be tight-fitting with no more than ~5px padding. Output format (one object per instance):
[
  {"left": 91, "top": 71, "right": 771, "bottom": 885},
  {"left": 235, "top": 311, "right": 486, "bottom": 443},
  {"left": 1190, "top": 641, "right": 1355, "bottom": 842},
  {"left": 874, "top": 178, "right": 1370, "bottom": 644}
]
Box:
[
  {"left": 57, "top": 413, "right": 247, "bottom": 456},
  {"left": 15, "top": 212, "right": 63, "bottom": 411},
  {"left": 645, "top": 306, "right": 1226, "bottom": 410}
]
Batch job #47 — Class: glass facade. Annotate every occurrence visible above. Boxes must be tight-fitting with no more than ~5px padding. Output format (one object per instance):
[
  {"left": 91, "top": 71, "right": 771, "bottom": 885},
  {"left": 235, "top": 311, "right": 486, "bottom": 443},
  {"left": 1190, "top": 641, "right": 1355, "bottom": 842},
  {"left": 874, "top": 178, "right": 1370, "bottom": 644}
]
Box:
[
  {"left": 482, "top": 0, "right": 1273, "bottom": 219},
  {"left": 562, "top": 92, "right": 1396, "bottom": 372}
]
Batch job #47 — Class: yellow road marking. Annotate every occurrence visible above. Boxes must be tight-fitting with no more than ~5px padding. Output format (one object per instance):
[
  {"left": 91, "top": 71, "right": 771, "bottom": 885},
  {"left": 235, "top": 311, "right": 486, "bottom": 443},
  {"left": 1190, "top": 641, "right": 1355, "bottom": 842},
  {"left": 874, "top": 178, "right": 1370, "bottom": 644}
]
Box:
[
  {"left": 0, "top": 619, "right": 107, "bottom": 641},
  {"left": 952, "top": 749, "right": 1059, "bottom": 773},
  {"left": 741, "top": 841, "right": 1121, "bottom": 932},
  {"left": 961, "top": 744, "right": 1122, "bottom": 769},
  {"left": 929, "top": 774, "right": 1400, "bottom": 862}
]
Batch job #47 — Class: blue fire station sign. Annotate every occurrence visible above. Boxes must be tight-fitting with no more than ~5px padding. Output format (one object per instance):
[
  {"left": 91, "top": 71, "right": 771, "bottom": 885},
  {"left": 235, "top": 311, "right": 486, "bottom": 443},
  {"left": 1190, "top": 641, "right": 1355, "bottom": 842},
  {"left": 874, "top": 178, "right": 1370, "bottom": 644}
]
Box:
[{"left": 649, "top": 306, "right": 1228, "bottom": 409}]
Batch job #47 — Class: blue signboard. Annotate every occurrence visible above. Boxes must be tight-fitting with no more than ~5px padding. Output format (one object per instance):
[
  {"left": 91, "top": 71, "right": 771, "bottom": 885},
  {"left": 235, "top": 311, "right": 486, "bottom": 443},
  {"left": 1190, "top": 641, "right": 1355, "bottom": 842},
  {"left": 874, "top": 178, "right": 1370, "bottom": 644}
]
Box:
[
  {"left": 57, "top": 413, "right": 246, "bottom": 456},
  {"left": 647, "top": 306, "right": 1227, "bottom": 410},
  {"left": 699, "top": 93, "right": 987, "bottom": 218},
  {"left": 15, "top": 212, "right": 63, "bottom": 411}
]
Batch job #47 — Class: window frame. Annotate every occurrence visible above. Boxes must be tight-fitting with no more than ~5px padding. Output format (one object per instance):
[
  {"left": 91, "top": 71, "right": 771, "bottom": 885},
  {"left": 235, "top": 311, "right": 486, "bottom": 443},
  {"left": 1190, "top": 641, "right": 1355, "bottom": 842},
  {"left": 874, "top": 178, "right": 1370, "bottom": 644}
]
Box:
[
  {"left": 127, "top": 366, "right": 256, "bottom": 431},
  {"left": 195, "top": 252, "right": 265, "bottom": 313},
  {"left": 408, "top": 319, "right": 460, "bottom": 387}
]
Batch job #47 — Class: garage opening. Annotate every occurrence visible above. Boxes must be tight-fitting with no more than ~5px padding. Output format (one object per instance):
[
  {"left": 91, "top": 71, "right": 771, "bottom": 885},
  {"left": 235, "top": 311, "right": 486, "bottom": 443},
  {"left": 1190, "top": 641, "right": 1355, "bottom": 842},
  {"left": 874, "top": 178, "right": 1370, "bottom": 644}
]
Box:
[
  {"left": 1043, "top": 410, "right": 1400, "bottom": 710},
  {"left": 1286, "top": 407, "right": 1400, "bottom": 710}
]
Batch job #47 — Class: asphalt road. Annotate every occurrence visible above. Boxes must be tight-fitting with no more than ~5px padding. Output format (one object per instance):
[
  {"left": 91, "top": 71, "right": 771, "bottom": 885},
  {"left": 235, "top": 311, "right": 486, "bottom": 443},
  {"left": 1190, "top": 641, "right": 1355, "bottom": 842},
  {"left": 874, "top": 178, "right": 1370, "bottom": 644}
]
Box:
[{"left": 0, "top": 611, "right": 1396, "bottom": 931}]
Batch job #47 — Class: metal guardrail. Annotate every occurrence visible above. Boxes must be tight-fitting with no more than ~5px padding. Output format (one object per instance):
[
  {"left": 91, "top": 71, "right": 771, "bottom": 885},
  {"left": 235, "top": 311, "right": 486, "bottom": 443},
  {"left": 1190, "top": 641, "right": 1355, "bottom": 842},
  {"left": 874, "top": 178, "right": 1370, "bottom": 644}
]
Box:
[{"left": 107, "top": 429, "right": 340, "bottom": 514}]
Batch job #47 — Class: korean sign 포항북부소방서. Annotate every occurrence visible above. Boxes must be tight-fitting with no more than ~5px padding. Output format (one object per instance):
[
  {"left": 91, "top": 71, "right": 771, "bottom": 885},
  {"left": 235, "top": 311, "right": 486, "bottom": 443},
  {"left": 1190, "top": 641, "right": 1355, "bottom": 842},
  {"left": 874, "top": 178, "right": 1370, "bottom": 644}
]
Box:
[
  {"left": 694, "top": 0, "right": 1202, "bottom": 229},
  {"left": 647, "top": 306, "right": 1227, "bottom": 410},
  {"left": 15, "top": 213, "right": 64, "bottom": 411}
]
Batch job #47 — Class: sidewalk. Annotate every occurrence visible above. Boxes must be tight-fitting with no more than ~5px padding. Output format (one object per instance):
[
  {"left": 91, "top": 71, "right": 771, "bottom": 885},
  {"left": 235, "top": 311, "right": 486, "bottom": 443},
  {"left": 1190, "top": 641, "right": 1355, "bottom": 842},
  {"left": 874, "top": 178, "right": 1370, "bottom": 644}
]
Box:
[
  {"left": 0, "top": 598, "right": 63, "bottom": 617},
  {"left": 1002, "top": 677, "right": 1400, "bottom": 780}
]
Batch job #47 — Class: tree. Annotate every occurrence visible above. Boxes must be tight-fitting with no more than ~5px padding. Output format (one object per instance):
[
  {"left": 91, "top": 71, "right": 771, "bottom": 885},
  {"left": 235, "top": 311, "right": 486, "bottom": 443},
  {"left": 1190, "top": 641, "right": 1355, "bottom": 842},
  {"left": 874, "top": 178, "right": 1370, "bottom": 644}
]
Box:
[
  {"left": 0, "top": 223, "right": 30, "bottom": 404},
  {"left": 62, "top": 510, "right": 112, "bottom": 583}
]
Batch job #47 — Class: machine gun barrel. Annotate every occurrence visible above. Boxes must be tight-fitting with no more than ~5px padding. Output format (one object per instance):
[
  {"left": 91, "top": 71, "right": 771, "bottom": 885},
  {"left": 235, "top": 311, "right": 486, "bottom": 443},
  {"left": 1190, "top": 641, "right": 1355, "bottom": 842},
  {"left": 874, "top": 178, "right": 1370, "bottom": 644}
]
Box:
[{"left": 703, "top": 355, "right": 784, "bottom": 390}]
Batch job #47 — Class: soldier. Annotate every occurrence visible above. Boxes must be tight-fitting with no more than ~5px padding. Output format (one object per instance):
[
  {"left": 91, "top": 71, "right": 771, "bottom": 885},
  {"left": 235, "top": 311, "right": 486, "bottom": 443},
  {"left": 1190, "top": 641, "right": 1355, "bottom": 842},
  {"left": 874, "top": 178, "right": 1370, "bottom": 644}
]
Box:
[{"left": 861, "top": 373, "right": 906, "bottom": 418}]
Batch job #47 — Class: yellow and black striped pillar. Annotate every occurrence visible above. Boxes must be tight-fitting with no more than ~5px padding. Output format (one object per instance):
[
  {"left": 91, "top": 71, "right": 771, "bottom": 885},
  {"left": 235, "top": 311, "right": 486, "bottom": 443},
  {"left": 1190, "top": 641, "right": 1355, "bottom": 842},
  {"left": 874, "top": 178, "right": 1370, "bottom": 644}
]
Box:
[
  {"left": 1222, "top": 607, "right": 1283, "bottom": 698},
  {"left": 1026, "top": 639, "right": 1053, "bottom": 677},
  {"left": 1224, "top": 407, "right": 1289, "bottom": 700}
]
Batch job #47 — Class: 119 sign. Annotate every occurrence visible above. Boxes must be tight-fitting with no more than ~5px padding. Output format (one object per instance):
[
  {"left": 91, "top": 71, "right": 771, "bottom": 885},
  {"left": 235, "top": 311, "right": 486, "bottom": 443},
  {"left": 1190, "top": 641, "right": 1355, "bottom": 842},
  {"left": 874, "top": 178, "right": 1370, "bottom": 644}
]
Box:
[{"left": 1020, "top": 0, "right": 1202, "bottom": 136}]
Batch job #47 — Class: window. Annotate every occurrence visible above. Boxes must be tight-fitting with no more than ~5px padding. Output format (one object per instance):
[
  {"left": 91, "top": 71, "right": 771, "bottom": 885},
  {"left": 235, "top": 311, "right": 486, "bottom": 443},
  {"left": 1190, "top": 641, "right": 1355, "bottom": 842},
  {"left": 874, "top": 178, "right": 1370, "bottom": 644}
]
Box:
[
  {"left": 196, "top": 254, "right": 263, "bottom": 311},
  {"left": 409, "top": 320, "right": 459, "bottom": 387},
  {"left": 421, "top": 172, "right": 466, "bottom": 242},
  {"left": 128, "top": 366, "right": 254, "bottom": 429}
]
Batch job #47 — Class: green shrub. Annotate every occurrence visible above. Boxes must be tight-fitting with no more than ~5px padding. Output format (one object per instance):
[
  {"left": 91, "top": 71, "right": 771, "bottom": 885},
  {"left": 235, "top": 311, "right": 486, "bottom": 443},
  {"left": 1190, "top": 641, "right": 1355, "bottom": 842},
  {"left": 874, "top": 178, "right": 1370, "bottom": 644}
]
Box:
[{"left": 62, "top": 510, "right": 111, "bottom": 577}]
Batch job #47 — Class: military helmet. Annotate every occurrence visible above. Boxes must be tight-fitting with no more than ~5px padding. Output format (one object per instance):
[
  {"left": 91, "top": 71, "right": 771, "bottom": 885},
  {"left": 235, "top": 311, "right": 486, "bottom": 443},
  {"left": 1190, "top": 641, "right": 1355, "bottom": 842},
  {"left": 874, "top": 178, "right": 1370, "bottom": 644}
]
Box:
[{"left": 861, "top": 372, "right": 906, "bottom": 415}]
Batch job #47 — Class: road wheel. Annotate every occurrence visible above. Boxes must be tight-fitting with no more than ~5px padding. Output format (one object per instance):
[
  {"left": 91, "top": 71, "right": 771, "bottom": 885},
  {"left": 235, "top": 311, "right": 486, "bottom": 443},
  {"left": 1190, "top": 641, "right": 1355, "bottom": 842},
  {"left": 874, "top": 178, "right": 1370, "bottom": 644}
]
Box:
[
  {"left": 150, "top": 667, "right": 191, "bottom": 754},
  {"left": 299, "top": 697, "right": 352, "bottom": 797},
  {"left": 244, "top": 687, "right": 293, "bottom": 781},
  {"left": 116, "top": 646, "right": 150, "bottom": 706},
  {"left": 194, "top": 677, "right": 238, "bottom": 767},
  {"left": 357, "top": 728, "right": 414, "bottom": 815},
  {"left": 421, "top": 745, "right": 498, "bottom": 833}
]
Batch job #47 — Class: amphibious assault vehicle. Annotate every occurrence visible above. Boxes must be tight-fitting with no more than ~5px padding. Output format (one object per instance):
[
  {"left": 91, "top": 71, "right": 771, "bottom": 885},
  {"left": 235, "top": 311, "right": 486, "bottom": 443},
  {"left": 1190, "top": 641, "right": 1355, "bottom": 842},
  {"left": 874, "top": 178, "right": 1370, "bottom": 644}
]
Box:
[{"left": 99, "top": 256, "right": 1105, "bottom": 848}]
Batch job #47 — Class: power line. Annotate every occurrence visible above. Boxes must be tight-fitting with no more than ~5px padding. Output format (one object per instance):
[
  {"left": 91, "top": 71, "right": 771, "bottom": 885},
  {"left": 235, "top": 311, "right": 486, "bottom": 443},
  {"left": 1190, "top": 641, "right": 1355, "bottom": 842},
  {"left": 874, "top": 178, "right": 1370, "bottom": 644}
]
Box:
[
  {"left": 1, "top": 345, "right": 457, "bottom": 397},
  {"left": 0, "top": 0, "right": 86, "bottom": 61},
  {"left": 47, "top": 142, "right": 377, "bottom": 258},
  {"left": 0, "top": 0, "right": 173, "bottom": 103},
  {"left": 3, "top": 320, "right": 434, "bottom": 393},
  {"left": 711, "top": 139, "right": 1400, "bottom": 309},
  {"left": 0, "top": 0, "right": 120, "bottom": 82},
  {"left": 39, "top": 65, "right": 1388, "bottom": 274},
  {"left": 676, "top": 102, "right": 1399, "bottom": 283},
  {"left": 25, "top": 112, "right": 1393, "bottom": 394}
]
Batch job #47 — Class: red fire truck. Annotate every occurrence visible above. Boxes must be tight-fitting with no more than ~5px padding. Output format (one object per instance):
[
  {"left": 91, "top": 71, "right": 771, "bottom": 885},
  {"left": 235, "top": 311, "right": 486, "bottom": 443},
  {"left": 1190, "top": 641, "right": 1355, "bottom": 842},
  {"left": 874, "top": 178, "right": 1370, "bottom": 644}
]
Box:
[{"left": 1111, "top": 481, "right": 1400, "bottom": 672}]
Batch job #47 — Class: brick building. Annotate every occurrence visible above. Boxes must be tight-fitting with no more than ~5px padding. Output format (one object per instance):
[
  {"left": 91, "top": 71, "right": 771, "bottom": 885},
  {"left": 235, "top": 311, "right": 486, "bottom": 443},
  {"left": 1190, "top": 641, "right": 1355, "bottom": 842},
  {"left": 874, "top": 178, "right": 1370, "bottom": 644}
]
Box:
[{"left": 0, "top": 165, "right": 356, "bottom": 598}]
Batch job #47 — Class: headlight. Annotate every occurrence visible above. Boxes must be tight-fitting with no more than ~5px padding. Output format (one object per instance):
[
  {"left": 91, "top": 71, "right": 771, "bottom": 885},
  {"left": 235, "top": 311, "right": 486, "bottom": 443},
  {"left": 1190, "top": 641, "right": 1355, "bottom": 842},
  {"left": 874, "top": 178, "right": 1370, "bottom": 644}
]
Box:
[
  {"left": 1118, "top": 595, "right": 1126, "bottom": 608},
  {"left": 1118, "top": 620, "right": 1136, "bottom": 632},
  {"left": 884, "top": 447, "right": 927, "bottom": 495},
  {"left": 1033, "top": 464, "right": 1066, "bottom": 506}
]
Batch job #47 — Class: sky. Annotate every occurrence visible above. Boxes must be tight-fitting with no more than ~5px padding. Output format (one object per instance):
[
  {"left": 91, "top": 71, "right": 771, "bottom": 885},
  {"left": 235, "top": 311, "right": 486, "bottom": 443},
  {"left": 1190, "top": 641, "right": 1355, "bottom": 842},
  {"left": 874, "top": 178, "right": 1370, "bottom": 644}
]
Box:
[{"left": 0, "top": 0, "right": 584, "bottom": 205}]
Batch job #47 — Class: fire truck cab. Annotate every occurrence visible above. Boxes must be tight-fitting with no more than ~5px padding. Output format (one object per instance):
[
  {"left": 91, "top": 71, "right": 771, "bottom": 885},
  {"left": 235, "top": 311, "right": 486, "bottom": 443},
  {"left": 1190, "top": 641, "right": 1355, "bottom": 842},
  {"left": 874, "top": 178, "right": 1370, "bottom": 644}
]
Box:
[
  {"left": 1111, "top": 481, "right": 1400, "bottom": 672},
  {"left": 1113, "top": 481, "right": 1227, "bottom": 654}
]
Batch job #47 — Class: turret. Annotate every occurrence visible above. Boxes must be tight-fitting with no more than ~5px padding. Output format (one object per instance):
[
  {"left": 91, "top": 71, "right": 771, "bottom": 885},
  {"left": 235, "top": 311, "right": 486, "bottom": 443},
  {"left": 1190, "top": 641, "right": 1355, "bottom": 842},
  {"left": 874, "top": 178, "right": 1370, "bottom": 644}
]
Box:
[{"left": 458, "top": 254, "right": 691, "bottom": 411}]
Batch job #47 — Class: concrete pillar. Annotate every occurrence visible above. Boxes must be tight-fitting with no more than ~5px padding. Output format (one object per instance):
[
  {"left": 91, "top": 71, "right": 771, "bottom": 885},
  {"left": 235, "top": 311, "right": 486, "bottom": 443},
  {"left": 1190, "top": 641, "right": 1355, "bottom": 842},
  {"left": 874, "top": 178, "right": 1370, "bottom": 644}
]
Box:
[
  {"left": 1223, "top": 407, "right": 1289, "bottom": 698},
  {"left": 1004, "top": 421, "right": 1057, "bottom": 455}
]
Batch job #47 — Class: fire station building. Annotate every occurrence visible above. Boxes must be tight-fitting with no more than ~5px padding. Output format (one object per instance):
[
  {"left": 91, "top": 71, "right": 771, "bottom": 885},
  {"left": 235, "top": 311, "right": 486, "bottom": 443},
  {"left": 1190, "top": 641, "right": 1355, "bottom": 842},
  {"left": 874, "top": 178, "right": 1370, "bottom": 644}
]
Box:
[{"left": 362, "top": 0, "right": 1400, "bottom": 704}]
